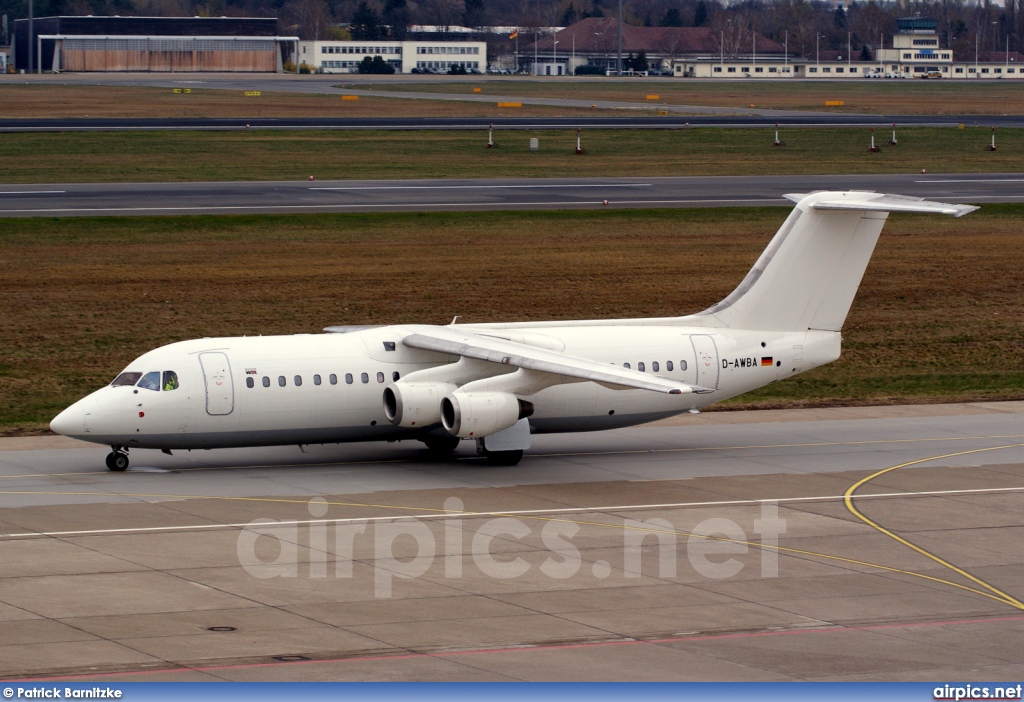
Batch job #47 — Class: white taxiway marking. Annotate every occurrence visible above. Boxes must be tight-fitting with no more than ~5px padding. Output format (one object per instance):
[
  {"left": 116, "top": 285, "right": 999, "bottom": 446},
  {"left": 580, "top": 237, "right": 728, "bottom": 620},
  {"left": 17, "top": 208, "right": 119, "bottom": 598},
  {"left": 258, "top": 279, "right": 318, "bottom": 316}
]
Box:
[
  {"left": 309, "top": 183, "right": 653, "bottom": 191},
  {"left": 915, "top": 179, "right": 1024, "bottom": 183},
  {"left": 2, "top": 484, "right": 1023, "bottom": 540},
  {"left": 0, "top": 198, "right": 787, "bottom": 215},
  {"left": 0, "top": 190, "right": 66, "bottom": 195}
]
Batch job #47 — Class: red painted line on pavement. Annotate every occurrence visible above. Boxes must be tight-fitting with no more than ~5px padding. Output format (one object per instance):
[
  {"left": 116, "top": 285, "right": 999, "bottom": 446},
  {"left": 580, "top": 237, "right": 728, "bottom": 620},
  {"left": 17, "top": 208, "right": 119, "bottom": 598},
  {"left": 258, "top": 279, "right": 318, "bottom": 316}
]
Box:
[{"left": 23, "top": 613, "right": 1024, "bottom": 681}]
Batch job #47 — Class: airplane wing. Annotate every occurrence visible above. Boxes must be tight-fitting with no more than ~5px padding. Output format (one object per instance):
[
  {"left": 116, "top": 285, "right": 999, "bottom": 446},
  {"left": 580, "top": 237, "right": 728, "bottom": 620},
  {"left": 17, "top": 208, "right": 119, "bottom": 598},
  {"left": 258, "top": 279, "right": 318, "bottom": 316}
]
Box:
[{"left": 401, "top": 327, "right": 715, "bottom": 395}]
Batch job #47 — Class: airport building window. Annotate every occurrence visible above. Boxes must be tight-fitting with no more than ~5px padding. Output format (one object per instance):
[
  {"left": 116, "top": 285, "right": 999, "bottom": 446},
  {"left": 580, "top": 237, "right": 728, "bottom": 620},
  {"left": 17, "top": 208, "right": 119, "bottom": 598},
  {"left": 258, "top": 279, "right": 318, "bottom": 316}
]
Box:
[
  {"left": 278, "top": 376, "right": 286, "bottom": 387},
  {"left": 982, "top": 68, "right": 989, "bottom": 73},
  {"left": 769, "top": 67, "right": 777, "bottom": 73},
  {"left": 851, "top": 67, "right": 858, "bottom": 72},
  {"left": 755, "top": 67, "right": 763, "bottom": 73},
  {"left": 638, "top": 362, "right": 646, "bottom": 372},
  {"left": 361, "top": 372, "right": 369, "bottom": 384},
  {"left": 314, "top": 374, "right": 321, "bottom": 386},
  {"left": 822, "top": 67, "right": 831, "bottom": 73},
  {"left": 1010, "top": 68, "right": 1016, "bottom": 73},
  {"left": 330, "top": 373, "right": 338, "bottom": 385},
  {"left": 956, "top": 67, "right": 964, "bottom": 73},
  {"left": 727, "top": 66, "right": 736, "bottom": 72},
  {"left": 346, "top": 373, "right": 354, "bottom": 384},
  {"left": 262, "top": 376, "right": 270, "bottom": 387},
  {"left": 138, "top": 372, "right": 161, "bottom": 391},
  {"left": 995, "top": 68, "right": 1002, "bottom": 73},
  {"left": 836, "top": 67, "right": 844, "bottom": 73},
  {"left": 667, "top": 361, "right": 674, "bottom": 371},
  {"left": 713, "top": 66, "right": 722, "bottom": 72},
  {"left": 246, "top": 377, "right": 254, "bottom": 388},
  {"left": 377, "top": 372, "right": 385, "bottom": 383},
  {"left": 652, "top": 361, "right": 660, "bottom": 372},
  {"left": 809, "top": 67, "right": 817, "bottom": 73},
  {"left": 294, "top": 375, "right": 303, "bottom": 386}
]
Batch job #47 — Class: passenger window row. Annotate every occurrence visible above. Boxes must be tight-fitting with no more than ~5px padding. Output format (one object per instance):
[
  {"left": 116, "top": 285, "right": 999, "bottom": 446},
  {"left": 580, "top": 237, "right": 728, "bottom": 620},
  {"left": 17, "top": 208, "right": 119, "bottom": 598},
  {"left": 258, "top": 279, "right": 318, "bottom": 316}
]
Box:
[
  {"left": 622, "top": 360, "right": 688, "bottom": 373},
  {"left": 245, "top": 371, "right": 400, "bottom": 389}
]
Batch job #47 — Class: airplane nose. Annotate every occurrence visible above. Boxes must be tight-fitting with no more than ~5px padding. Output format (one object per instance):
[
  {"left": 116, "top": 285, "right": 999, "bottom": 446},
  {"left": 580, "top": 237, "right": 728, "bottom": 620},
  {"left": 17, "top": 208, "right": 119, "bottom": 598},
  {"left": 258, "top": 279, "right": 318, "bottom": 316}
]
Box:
[{"left": 50, "top": 403, "right": 85, "bottom": 437}]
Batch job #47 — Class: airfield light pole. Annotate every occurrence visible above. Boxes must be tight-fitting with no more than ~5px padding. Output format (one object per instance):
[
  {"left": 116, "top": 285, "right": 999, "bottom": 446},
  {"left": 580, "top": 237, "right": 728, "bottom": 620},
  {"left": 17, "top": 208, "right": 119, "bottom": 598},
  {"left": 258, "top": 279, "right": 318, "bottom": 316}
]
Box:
[
  {"left": 28, "top": 0, "right": 33, "bottom": 74},
  {"left": 816, "top": 33, "right": 820, "bottom": 68},
  {"left": 617, "top": 0, "right": 623, "bottom": 75},
  {"left": 552, "top": 38, "right": 559, "bottom": 75},
  {"left": 534, "top": 28, "right": 538, "bottom": 76},
  {"left": 848, "top": 32, "right": 851, "bottom": 71},
  {"left": 784, "top": 31, "right": 788, "bottom": 71}
]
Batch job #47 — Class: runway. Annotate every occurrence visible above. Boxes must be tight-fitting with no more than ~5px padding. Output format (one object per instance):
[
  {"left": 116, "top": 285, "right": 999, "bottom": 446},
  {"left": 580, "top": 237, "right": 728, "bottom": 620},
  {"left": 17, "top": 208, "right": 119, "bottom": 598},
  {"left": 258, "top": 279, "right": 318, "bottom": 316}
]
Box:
[
  {"left": 2, "top": 173, "right": 1021, "bottom": 218},
  {"left": 2, "top": 402, "right": 1024, "bottom": 680}
]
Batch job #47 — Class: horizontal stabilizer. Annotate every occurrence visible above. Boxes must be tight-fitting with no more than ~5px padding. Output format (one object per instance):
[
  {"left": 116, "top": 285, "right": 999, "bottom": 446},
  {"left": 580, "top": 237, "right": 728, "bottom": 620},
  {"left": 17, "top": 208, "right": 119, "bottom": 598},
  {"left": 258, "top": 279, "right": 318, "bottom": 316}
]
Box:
[{"left": 784, "top": 192, "right": 978, "bottom": 218}]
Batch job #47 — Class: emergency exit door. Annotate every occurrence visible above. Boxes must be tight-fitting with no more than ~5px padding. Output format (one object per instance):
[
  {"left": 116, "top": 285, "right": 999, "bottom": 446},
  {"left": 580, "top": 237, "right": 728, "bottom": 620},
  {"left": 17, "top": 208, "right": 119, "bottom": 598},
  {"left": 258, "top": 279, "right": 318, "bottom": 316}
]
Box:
[{"left": 690, "top": 335, "right": 719, "bottom": 390}]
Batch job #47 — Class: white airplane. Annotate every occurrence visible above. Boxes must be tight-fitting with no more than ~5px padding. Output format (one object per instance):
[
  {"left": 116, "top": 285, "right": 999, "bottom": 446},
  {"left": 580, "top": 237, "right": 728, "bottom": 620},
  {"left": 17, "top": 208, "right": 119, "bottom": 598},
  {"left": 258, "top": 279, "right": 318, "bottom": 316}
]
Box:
[{"left": 50, "top": 192, "right": 976, "bottom": 470}]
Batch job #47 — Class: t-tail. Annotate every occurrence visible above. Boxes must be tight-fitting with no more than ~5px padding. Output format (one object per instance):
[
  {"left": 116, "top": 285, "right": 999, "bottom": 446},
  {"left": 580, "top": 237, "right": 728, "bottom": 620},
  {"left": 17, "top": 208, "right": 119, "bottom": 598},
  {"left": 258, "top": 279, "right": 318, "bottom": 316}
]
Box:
[{"left": 699, "top": 191, "right": 977, "bottom": 333}]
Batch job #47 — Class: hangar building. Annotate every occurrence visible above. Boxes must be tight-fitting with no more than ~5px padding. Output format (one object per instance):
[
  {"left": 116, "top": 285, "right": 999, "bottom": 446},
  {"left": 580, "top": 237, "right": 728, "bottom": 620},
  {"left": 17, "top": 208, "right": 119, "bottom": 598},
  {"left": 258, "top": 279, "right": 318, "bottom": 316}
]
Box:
[{"left": 12, "top": 16, "right": 297, "bottom": 73}]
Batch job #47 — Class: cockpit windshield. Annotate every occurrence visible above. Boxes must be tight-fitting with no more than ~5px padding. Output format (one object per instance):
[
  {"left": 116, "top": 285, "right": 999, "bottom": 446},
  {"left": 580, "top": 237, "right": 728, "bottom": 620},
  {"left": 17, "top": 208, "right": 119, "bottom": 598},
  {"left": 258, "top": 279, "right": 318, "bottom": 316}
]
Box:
[
  {"left": 137, "top": 371, "right": 161, "bottom": 391},
  {"left": 111, "top": 372, "right": 143, "bottom": 387}
]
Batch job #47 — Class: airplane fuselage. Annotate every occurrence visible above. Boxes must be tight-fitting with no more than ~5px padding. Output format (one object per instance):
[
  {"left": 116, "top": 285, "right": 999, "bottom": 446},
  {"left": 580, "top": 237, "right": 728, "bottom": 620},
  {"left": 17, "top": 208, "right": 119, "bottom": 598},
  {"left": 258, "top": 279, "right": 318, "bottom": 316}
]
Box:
[{"left": 55, "top": 324, "right": 839, "bottom": 451}]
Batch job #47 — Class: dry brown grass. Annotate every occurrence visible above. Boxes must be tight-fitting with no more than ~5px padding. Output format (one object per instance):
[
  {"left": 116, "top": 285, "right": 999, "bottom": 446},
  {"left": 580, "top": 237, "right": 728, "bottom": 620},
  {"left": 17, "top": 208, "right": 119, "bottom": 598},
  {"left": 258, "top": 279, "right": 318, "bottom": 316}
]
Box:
[
  {"left": 0, "top": 84, "right": 611, "bottom": 119},
  {"left": 373, "top": 78, "right": 1024, "bottom": 115},
  {"left": 2, "top": 207, "right": 1022, "bottom": 431},
  {"left": 3, "top": 126, "right": 1021, "bottom": 184}
]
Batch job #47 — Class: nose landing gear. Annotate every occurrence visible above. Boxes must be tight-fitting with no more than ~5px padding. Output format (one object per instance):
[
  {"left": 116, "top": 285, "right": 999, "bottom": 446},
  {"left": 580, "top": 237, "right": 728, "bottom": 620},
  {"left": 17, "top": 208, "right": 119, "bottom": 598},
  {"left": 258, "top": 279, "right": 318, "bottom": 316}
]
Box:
[{"left": 105, "top": 448, "right": 129, "bottom": 472}]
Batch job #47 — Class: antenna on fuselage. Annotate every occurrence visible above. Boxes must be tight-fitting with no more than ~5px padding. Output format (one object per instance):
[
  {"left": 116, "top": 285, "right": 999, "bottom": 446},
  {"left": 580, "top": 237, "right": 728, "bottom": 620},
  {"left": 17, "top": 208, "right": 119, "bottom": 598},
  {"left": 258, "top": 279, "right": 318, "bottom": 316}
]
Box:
[{"left": 449, "top": 316, "right": 460, "bottom": 326}]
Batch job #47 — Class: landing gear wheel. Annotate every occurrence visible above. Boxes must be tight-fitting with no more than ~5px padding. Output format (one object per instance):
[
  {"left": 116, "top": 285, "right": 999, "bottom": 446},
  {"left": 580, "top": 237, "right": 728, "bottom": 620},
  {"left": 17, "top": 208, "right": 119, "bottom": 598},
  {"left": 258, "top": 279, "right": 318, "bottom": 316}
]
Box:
[
  {"left": 482, "top": 449, "right": 523, "bottom": 466},
  {"left": 421, "top": 434, "right": 461, "bottom": 454},
  {"left": 105, "top": 451, "right": 129, "bottom": 471}
]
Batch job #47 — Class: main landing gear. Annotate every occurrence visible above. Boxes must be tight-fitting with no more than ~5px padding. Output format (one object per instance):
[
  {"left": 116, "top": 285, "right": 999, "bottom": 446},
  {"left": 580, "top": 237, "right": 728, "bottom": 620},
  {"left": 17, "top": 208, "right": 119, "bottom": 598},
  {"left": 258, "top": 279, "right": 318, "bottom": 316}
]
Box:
[
  {"left": 105, "top": 447, "right": 129, "bottom": 471},
  {"left": 421, "top": 434, "right": 462, "bottom": 455}
]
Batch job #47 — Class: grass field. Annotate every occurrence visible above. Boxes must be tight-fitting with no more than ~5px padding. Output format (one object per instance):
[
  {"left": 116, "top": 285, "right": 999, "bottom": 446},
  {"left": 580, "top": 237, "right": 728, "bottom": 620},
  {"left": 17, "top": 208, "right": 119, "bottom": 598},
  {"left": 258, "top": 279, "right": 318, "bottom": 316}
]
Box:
[
  {"left": 0, "top": 83, "right": 611, "bottom": 119},
  {"left": 366, "top": 78, "right": 1024, "bottom": 115},
  {"left": 2, "top": 206, "right": 1022, "bottom": 433},
  {"left": 2, "top": 126, "right": 1018, "bottom": 183}
]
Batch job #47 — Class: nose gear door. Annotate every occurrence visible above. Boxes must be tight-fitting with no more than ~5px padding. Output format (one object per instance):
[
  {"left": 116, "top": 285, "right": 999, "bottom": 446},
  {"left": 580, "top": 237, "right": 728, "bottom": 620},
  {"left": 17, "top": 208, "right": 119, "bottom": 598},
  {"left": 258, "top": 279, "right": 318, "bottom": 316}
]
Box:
[{"left": 199, "top": 352, "right": 234, "bottom": 415}]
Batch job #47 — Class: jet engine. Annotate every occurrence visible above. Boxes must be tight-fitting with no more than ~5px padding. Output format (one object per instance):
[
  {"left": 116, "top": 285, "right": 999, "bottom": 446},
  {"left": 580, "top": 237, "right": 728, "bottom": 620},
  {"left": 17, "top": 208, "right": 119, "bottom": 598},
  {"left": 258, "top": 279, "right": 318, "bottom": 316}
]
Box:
[
  {"left": 440, "top": 391, "right": 534, "bottom": 438},
  {"left": 383, "top": 382, "right": 455, "bottom": 427}
]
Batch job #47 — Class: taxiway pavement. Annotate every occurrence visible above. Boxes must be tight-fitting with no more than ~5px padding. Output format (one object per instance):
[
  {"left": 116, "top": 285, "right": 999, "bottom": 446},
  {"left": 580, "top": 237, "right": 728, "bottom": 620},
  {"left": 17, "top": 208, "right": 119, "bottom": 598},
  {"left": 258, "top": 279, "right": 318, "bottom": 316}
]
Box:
[
  {"left": 1, "top": 173, "right": 1020, "bottom": 218},
  {"left": 1, "top": 402, "right": 1023, "bottom": 680}
]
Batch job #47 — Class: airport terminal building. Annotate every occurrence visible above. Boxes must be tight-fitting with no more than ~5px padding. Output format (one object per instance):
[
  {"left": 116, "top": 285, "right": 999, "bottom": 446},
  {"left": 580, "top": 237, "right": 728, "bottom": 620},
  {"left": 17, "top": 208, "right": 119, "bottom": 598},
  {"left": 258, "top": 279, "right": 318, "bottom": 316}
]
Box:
[
  {"left": 11, "top": 16, "right": 298, "bottom": 73},
  {"left": 298, "top": 40, "right": 487, "bottom": 74}
]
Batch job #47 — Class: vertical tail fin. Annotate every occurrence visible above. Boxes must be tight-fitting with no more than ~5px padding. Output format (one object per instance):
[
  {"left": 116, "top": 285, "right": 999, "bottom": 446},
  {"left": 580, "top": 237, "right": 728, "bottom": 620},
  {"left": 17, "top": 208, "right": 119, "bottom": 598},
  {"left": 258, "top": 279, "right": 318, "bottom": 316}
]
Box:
[{"left": 699, "top": 192, "right": 977, "bottom": 332}]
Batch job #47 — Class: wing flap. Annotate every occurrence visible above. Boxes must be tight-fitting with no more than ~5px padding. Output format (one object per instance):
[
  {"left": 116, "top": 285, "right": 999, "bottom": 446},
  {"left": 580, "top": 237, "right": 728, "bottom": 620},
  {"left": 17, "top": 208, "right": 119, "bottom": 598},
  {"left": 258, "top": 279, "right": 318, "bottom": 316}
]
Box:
[{"left": 402, "top": 329, "right": 713, "bottom": 395}]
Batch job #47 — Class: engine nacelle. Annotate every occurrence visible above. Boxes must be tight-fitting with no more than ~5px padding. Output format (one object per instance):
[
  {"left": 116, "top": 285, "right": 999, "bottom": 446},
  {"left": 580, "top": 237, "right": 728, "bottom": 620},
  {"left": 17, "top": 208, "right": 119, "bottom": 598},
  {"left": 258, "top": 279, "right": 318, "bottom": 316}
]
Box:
[
  {"left": 440, "top": 391, "right": 534, "bottom": 439},
  {"left": 383, "top": 382, "right": 455, "bottom": 428}
]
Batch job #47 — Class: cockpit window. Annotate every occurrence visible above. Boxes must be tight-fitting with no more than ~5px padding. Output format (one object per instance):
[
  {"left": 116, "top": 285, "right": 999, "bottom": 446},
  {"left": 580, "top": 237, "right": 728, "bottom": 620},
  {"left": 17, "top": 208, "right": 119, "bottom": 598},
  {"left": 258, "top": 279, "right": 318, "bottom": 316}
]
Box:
[
  {"left": 137, "top": 371, "right": 161, "bottom": 391},
  {"left": 163, "top": 371, "right": 179, "bottom": 391},
  {"left": 111, "top": 372, "right": 143, "bottom": 387}
]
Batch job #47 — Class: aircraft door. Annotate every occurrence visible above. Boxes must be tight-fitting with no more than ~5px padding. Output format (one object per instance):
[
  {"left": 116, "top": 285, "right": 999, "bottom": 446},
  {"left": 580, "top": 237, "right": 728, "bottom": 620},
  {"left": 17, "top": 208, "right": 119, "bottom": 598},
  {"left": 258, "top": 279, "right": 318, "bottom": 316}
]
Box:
[
  {"left": 690, "top": 335, "right": 719, "bottom": 390},
  {"left": 199, "top": 352, "right": 234, "bottom": 415}
]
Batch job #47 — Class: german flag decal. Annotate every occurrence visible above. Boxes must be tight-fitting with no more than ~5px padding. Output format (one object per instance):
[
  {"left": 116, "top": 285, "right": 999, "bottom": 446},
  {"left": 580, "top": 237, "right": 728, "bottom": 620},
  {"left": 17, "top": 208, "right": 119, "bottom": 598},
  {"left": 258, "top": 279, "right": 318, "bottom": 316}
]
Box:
[{"left": 761, "top": 357, "right": 774, "bottom": 367}]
